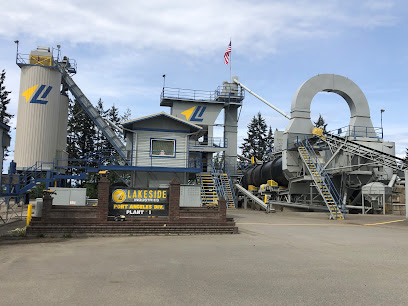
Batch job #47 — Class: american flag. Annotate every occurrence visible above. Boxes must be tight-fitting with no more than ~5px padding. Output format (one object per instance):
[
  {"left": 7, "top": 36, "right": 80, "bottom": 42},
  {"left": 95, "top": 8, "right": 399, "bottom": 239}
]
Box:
[{"left": 224, "top": 41, "right": 231, "bottom": 65}]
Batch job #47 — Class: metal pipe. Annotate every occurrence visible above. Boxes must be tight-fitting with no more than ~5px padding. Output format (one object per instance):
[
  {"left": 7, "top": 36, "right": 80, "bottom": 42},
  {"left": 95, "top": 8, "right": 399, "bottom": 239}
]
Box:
[
  {"left": 388, "top": 173, "right": 397, "bottom": 187},
  {"left": 233, "top": 78, "right": 291, "bottom": 120}
]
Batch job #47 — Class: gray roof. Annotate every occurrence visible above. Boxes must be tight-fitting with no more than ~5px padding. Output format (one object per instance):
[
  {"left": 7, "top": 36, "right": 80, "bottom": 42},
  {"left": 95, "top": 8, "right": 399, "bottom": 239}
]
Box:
[{"left": 120, "top": 111, "right": 202, "bottom": 130}]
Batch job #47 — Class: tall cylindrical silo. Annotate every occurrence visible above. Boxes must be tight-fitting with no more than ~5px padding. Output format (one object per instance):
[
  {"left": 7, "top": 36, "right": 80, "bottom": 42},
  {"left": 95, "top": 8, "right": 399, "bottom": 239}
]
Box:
[{"left": 14, "top": 48, "right": 62, "bottom": 170}]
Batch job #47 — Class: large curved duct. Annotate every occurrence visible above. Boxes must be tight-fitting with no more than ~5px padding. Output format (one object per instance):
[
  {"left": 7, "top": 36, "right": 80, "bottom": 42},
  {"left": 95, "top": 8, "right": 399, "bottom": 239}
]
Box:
[
  {"left": 285, "top": 74, "right": 375, "bottom": 137},
  {"left": 242, "top": 156, "right": 288, "bottom": 188}
]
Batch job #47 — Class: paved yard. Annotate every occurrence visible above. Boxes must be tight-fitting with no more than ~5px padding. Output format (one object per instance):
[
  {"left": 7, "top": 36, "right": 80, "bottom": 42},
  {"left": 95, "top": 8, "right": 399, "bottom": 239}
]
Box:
[{"left": 1, "top": 210, "right": 407, "bottom": 305}]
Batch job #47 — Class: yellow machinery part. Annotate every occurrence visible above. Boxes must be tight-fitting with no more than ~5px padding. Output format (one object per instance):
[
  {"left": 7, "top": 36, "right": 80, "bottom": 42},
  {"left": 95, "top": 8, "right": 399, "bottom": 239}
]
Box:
[
  {"left": 248, "top": 185, "right": 258, "bottom": 191},
  {"left": 29, "top": 55, "right": 52, "bottom": 66},
  {"left": 312, "top": 127, "right": 323, "bottom": 136},
  {"left": 267, "top": 179, "right": 278, "bottom": 187}
]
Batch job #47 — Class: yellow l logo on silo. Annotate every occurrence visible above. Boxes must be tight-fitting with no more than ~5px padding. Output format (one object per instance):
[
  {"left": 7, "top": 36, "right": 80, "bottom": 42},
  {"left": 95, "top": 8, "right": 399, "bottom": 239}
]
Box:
[{"left": 22, "top": 85, "right": 39, "bottom": 102}]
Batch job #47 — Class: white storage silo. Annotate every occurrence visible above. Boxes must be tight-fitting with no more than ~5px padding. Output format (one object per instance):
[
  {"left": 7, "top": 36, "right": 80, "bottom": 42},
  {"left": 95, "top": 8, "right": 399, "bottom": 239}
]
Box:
[{"left": 14, "top": 47, "right": 62, "bottom": 170}]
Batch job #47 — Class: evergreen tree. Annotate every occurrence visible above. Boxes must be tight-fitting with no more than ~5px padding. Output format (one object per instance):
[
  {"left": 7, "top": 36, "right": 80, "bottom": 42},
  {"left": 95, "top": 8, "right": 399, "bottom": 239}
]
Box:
[
  {"left": 66, "top": 98, "right": 97, "bottom": 186},
  {"left": 121, "top": 107, "right": 131, "bottom": 122},
  {"left": 0, "top": 69, "right": 14, "bottom": 159},
  {"left": 314, "top": 114, "right": 327, "bottom": 132},
  {"left": 104, "top": 104, "right": 121, "bottom": 154},
  {"left": 0, "top": 70, "right": 13, "bottom": 125},
  {"left": 66, "top": 98, "right": 131, "bottom": 191},
  {"left": 240, "top": 112, "right": 268, "bottom": 161},
  {"left": 95, "top": 98, "right": 108, "bottom": 152},
  {"left": 264, "top": 126, "right": 274, "bottom": 160}
]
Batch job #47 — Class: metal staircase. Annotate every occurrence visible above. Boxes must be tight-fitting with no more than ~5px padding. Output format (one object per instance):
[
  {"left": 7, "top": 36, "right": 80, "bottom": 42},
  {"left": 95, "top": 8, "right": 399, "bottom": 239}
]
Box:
[
  {"left": 197, "top": 173, "right": 218, "bottom": 205},
  {"left": 298, "top": 139, "right": 345, "bottom": 220},
  {"left": 56, "top": 62, "right": 127, "bottom": 160},
  {"left": 320, "top": 133, "right": 407, "bottom": 172},
  {"left": 220, "top": 173, "right": 237, "bottom": 208}
]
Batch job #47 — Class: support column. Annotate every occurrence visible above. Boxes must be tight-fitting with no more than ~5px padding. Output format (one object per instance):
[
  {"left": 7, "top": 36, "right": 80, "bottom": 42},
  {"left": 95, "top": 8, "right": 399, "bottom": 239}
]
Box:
[
  {"left": 218, "top": 197, "right": 227, "bottom": 222},
  {"left": 97, "top": 174, "right": 110, "bottom": 222},
  {"left": 41, "top": 192, "right": 54, "bottom": 222},
  {"left": 224, "top": 104, "right": 239, "bottom": 175},
  {"left": 169, "top": 177, "right": 180, "bottom": 221}
]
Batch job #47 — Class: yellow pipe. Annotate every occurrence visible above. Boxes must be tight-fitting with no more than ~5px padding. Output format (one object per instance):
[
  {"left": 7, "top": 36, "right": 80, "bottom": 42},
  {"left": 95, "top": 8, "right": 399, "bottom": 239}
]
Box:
[
  {"left": 26, "top": 204, "right": 32, "bottom": 227},
  {"left": 264, "top": 194, "right": 268, "bottom": 204}
]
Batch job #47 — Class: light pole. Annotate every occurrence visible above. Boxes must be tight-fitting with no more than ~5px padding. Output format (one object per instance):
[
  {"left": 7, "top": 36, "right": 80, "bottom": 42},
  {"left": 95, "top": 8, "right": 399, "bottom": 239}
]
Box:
[
  {"left": 380, "top": 109, "right": 385, "bottom": 138},
  {"left": 162, "top": 74, "right": 166, "bottom": 96},
  {"left": 14, "top": 40, "right": 19, "bottom": 64}
]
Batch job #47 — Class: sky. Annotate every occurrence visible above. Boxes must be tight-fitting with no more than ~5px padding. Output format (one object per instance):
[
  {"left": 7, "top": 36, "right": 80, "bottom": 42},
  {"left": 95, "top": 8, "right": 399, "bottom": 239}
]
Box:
[{"left": 1, "top": 0, "right": 408, "bottom": 169}]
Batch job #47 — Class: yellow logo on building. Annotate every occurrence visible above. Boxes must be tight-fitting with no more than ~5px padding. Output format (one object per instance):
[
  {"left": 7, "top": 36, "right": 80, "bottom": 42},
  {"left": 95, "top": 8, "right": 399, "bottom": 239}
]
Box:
[
  {"left": 181, "top": 106, "right": 206, "bottom": 122},
  {"left": 22, "top": 84, "right": 52, "bottom": 105},
  {"left": 112, "top": 189, "right": 126, "bottom": 203}
]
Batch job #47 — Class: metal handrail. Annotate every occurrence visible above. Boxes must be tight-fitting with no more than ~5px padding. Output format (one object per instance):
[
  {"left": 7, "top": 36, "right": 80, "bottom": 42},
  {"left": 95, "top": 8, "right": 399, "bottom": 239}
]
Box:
[
  {"left": 161, "top": 87, "right": 218, "bottom": 102},
  {"left": 190, "top": 137, "right": 228, "bottom": 149},
  {"left": 327, "top": 125, "right": 383, "bottom": 139},
  {"left": 302, "top": 139, "right": 346, "bottom": 217},
  {"left": 16, "top": 53, "right": 77, "bottom": 74},
  {"left": 85, "top": 149, "right": 202, "bottom": 170},
  {"left": 210, "top": 160, "right": 225, "bottom": 200},
  {"left": 225, "top": 167, "right": 237, "bottom": 207},
  {"left": 161, "top": 84, "right": 244, "bottom": 103}
]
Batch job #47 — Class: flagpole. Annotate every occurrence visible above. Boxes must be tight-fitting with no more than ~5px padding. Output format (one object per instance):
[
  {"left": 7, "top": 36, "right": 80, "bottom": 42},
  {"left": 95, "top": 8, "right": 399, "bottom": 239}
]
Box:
[{"left": 229, "top": 38, "right": 232, "bottom": 83}]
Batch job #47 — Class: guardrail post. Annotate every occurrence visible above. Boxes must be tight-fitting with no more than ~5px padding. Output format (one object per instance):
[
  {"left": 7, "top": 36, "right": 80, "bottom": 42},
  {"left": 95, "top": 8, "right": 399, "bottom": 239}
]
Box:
[{"left": 26, "top": 204, "right": 32, "bottom": 226}]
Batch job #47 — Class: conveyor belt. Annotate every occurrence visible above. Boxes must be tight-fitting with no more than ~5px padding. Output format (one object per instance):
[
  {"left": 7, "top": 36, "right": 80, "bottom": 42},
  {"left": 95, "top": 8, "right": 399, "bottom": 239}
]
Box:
[{"left": 56, "top": 62, "right": 127, "bottom": 160}]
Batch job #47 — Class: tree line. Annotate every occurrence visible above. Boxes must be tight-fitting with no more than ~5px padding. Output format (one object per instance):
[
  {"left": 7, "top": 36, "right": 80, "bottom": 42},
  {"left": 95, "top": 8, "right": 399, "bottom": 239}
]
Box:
[
  {"left": 240, "top": 112, "right": 274, "bottom": 161},
  {"left": 240, "top": 112, "right": 328, "bottom": 161},
  {"left": 66, "top": 98, "right": 131, "bottom": 197},
  {"left": 0, "top": 70, "right": 14, "bottom": 159}
]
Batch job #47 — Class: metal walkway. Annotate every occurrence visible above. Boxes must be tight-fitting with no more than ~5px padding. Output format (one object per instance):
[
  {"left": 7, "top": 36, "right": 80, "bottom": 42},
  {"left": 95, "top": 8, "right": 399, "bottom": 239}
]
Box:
[
  {"left": 320, "top": 133, "right": 407, "bottom": 172},
  {"left": 56, "top": 62, "right": 127, "bottom": 159},
  {"left": 298, "top": 140, "right": 345, "bottom": 220}
]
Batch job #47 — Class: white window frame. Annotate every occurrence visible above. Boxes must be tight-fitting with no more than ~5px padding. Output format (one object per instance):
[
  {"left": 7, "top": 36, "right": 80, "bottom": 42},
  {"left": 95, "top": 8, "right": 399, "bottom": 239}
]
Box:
[{"left": 150, "top": 138, "right": 176, "bottom": 158}]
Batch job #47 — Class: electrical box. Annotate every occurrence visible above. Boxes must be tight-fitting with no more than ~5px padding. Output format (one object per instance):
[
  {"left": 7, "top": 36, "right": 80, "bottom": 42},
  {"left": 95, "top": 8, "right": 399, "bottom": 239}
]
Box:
[
  {"left": 49, "top": 187, "right": 87, "bottom": 206},
  {"left": 180, "top": 185, "right": 202, "bottom": 207}
]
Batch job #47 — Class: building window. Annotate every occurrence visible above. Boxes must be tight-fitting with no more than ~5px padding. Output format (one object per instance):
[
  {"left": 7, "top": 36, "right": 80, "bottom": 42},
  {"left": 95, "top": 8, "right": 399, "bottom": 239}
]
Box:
[{"left": 151, "top": 139, "right": 175, "bottom": 157}]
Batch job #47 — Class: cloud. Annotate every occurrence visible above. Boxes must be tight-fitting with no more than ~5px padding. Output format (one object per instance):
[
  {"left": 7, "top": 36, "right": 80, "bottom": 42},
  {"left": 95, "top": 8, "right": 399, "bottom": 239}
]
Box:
[{"left": 0, "top": 0, "right": 399, "bottom": 57}]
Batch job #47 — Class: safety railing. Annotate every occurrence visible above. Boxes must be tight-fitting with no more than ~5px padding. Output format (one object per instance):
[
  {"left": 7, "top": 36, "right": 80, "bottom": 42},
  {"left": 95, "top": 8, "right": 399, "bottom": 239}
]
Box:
[
  {"left": 190, "top": 137, "right": 228, "bottom": 149},
  {"left": 224, "top": 166, "right": 237, "bottom": 207},
  {"left": 327, "top": 125, "right": 383, "bottom": 139},
  {"left": 20, "top": 150, "right": 201, "bottom": 174},
  {"left": 301, "top": 138, "right": 346, "bottom": 217},
  {"left": 161, "top": 87, "right": 218, "bottom": 102},
  {"left": 16, "top": 53, "right": 77, "bottom": 74},
  {"left": 87, "top": 149, "right": 202, "bottom": 171},
  {"left": 210, "top": 160, "right": 225, "bottom": 200},
  {"left": 161, "top": 84, "right": 244, "bottom": 104},
  {"left": 6, "top": 150, "right": 202, "bottom": 196},
  {"left": 214, "top": 84, "right": 245, "bottom": 102}
]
